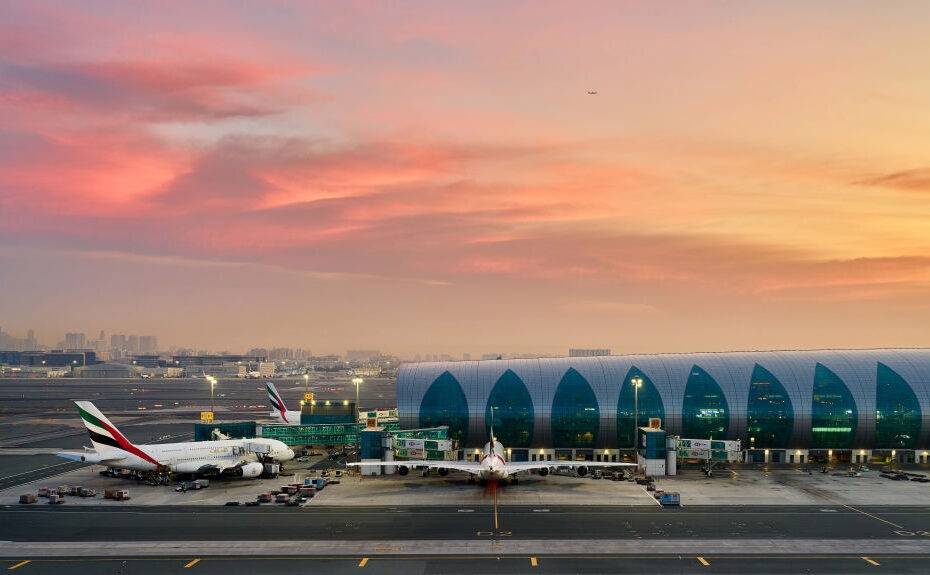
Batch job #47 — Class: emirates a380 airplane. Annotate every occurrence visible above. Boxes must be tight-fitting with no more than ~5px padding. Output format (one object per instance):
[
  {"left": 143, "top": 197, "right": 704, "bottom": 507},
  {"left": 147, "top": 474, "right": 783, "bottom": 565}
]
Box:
[
  {"left": 350, "top": 415, "right": 636, "bottom": 482},
  {"left": 57, "top": 401, "right": 294, "bottom": 478}
]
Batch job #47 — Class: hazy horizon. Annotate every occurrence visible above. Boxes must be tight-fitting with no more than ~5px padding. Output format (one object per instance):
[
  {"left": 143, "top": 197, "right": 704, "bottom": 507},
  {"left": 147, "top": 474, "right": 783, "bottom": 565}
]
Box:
[{"left": 2, "top": 2, "right": 929, "bottom": 356}]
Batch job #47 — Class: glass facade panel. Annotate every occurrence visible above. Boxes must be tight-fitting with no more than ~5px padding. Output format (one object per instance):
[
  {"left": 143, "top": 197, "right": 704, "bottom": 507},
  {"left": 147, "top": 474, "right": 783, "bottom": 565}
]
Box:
[
  {"left": 485, "top": 369, "right": 534, "bottom": 447},
  {"left": 746, "top": 364, "right": 794, "bottom": 448},
  {"left": 617, "top": 366, "right": 665, "bottom": 447},
  {"left": 681, "top": 365, "right": 729, "bottom": 439},
  {"left": 418, "top": 371, "right": 469, "bottom": 444},
  {"left": 551, "top": 368, "right": 599, "bottom": 448},
  {"left": 811, "top": 363, "right": 857, "bottom": 448},
  {"left": 876, "top": 363, "right": 921, "bottom": 449}
]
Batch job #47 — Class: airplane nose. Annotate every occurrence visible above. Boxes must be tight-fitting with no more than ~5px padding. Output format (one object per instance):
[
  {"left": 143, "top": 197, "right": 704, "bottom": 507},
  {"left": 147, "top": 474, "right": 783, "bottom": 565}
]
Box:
[{"left": 287, "top": 449, "right": 295, "bottom": 459}]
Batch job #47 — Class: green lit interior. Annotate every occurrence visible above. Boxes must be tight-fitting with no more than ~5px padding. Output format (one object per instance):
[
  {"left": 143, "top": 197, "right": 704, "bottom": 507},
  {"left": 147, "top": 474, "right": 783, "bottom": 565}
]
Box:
[
  {"left": 746, "top": 363, "right": 794, "bottom": 448},
  {"left": 486, "top": 369, "right": 534, "bottom": 447},
  {"left": 681, "top": 365, "right": 729, "bottom": 439},
  {"left": 551, "top": 368, "right": 599, "bottom": 448},
  {"left": 617, "top": 367, "right": 665, "bottom": 448}
]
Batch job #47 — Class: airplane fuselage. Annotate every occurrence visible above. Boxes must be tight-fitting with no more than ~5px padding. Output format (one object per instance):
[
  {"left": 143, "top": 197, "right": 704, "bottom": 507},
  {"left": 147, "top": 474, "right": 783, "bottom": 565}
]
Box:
[
  {"left": 82, "top": 438, "right": 294, "bottom": 474},
  {"left": 476, "top": 440, "right": 509, "bottom": 480}
]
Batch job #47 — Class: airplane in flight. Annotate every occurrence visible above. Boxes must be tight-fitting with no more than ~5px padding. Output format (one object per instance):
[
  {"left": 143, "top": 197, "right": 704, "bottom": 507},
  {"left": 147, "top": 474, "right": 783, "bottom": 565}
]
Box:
[
  {"left": 587, "top": 90, "right": 598, "bottom": 94},
  {"left": 57, "top": 401, "right": 294, "bottom": 478},
  {"left": 349, "top": 415, "right": 636, "bottom": 483},
  {"left": 266, "top": 382, "right": 302, "bottom": 424}
]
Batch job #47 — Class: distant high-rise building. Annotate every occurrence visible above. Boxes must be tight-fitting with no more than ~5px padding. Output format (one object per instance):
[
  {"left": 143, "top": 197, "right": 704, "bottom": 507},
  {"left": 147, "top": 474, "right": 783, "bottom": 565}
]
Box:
[
  {"left": 111, "top": 334, "right": 126, "bottom": 351},
  {"left": 569, "top": 348, "right": 611, "bottom": 357},
  {"left": 139, "top": 335, "right": 158, "bottom": 354},
  {"left": 65, "top": 332, "right": 86, "bottom": 350},
  {"left": 127, "top": 335, "right": 139, "bottom": 353}
]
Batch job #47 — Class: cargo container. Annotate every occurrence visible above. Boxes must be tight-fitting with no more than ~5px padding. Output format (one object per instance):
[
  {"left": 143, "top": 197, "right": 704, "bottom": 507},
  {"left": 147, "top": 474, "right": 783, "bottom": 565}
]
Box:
[
  {"left": 48, "top": 494, "right": 62, "bottom": 504},
  {"left": 104, "top": 488, "right": 119, "bottom": 499},
  {"left": 20, "top": 494, "right": 37, "bottom": 504},
  {"left": 115, "top": 490, "right": 131, "bottom": 501},
  {"left": 275, "top": 493, "right": 288, "bottom": 503},
  {"left": 57, "top": 485, "right": 69, "bottom": 496},
  {"left": 37, "top": 487, "right": 49, "bottom": 498},
  {"left": 257, "top": 492, "right": 273, "bottom": 503},
  {"left": 80, "top": 488, "right": 97, "bottom": 498}
]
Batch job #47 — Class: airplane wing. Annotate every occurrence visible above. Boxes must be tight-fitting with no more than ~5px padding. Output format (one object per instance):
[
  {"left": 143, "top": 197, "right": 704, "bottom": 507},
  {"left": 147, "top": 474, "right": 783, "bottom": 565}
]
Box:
[
  {"left": 347, "top": 460, "right": 485, "bottom": 475},
  {"left": 55, "top": 451, "right": 127, "bottom": 465},
  {"left": 506, "top": 461, "right": 637, "bottom": 474}
]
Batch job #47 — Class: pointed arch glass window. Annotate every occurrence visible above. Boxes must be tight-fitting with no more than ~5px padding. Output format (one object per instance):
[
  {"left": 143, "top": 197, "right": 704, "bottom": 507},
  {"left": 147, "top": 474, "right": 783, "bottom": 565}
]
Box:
[
  {"left": 746, "top": 364, "right": 794, "bottom": 448},
  {"left": 617, "top": 367, "right": 665, "bottom": 448},
  {"left": 811, "top": 363, "right": 857, "bottom": 449},
  {"left": 486, "top": 370, "right": 534, "bottom": 447},
  {"left": 875, "top": 363, "right": 920, "bottom": 449},
  {"left": 419, "top": 371, "right": 469, "bottom": 445},
  {"left": 682, "top": 365, "right": 729, "bottom": 439},
  {"left": 551, "top": 368, "right": 599, "bottom": 448}
]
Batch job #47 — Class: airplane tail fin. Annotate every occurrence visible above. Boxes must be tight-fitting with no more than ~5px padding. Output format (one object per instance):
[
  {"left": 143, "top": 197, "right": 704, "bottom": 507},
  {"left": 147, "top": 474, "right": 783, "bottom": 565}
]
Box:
[
  {"left": 74, "top": 401, "right": 160, "bottom": 465},
  {"left": 266, "top": 383, "right": 290, "bottom": 423},
  {"left": 489, "top": 406, "right": 496, "bottom": 443},
  {"left": 74, "top": 401, "right": 131, "bottom": 453}
]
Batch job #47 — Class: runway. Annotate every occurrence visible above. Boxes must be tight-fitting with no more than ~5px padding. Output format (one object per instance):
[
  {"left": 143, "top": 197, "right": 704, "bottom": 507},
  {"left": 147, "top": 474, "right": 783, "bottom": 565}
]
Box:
[
  {"left": 3, "top": 504, "right": 929, "bottom": 542},
  {"left": 5, "top": 554, "right": 930, "bottom": 574},
  {"left": 3, "top": 505, "right": 930, "bottom": 573}
]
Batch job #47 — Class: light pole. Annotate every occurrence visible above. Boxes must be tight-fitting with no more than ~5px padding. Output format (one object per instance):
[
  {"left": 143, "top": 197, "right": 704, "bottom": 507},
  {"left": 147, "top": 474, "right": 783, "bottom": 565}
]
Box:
[
  {"left": 352, "top": 377, "right": 363, "bottom": 464},
  {"left": 208, "top": 376, "right": 216, "bottom": 416},
  {"left": 304, "top": 373, "right": 310, "bottom": 396},
  {"left": 631, "top": 376, "right": 643, "bottom": 448}
]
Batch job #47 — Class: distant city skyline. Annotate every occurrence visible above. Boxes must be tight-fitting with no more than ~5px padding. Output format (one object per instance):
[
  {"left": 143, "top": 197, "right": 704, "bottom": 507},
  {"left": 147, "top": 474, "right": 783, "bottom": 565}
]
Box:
[{"left": 2, "top": 3, "right": 929, "bottom": 356}]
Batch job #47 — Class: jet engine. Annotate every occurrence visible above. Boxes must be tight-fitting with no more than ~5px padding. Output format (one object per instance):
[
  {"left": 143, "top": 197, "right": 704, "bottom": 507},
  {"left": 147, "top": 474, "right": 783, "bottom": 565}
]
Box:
[
  {"left": 537, "top": 467, "right": 549, "bottom": 477},
  {"left": 437, "top": 467, "right": 449, "bottom": 476},
  {"left": 397, "top": 465, "right": 409, "bottom": 476},
  {"left": 576, "top": 466, "right": 588, "bottom": 477},
  {"left": 237, "top": 462, "right": 264, "bottom": 478}
]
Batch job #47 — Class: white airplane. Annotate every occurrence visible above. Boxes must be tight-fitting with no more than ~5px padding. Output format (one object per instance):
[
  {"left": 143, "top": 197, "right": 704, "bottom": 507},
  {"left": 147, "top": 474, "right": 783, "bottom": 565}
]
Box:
[
  {"left": 349, "top": 416, "right": 636, "bottom": 482},
  {"left": 266, "top": 382, "right": 301, "bottom": 424},
  {"left": 56, "top": 401, "right": 294, "bottom": 478}
]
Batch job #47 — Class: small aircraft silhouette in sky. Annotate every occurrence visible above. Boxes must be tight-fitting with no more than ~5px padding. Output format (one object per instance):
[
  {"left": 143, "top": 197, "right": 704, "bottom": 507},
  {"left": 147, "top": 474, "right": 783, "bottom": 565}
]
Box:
[{"left": 587, "top": 90, "right": 598, "bottom": 95}]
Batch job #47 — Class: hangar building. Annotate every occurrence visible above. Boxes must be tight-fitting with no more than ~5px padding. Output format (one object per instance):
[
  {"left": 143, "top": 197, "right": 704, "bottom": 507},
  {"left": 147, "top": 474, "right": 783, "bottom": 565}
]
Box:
[{"left": 397, "top": 349, "right": 930, "bottom": 464}]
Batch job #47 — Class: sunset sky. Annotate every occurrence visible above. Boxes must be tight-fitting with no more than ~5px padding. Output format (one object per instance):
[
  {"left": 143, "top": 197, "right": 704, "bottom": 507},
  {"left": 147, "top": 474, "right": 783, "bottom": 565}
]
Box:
[{"left": 2, "top": 1, "right": 929, "bottom": 356}]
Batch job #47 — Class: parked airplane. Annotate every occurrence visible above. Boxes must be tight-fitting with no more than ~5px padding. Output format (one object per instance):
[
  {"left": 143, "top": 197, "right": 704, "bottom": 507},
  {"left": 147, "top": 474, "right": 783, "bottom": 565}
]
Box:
[
  {"left": 266, "top": 382, "right": 302, "bottom": 424},
  {"left": 57, "top": 401, "right": 294, "bottom": 477},
  {"left": 349, "top": 415, "right": 635, "bottom": 482}
]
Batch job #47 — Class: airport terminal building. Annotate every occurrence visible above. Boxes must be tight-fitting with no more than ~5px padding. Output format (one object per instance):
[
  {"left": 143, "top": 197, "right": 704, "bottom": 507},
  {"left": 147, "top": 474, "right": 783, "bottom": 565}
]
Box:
[{"left": 397, "top": 349, "right": 930, "bottom": 464}]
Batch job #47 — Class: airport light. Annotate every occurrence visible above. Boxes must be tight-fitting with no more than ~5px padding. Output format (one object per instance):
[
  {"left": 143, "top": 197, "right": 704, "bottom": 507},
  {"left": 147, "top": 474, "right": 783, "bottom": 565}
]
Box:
[
  {"left": 352, "top": 377, "right": 363, "bottom": 465},
  {"left": 304, "top": 373, "right": 310, "bottom": 395},
  {"left": 631, "top": 376, "right": 644, "bottom": 448}
]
